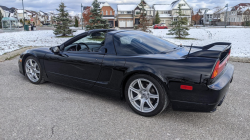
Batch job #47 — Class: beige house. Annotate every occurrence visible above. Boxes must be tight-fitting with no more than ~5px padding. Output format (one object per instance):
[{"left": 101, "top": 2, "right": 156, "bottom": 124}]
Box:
[
  {"left": 117, "top": 4, "right": 136, "bottom": 28},
  {"left": 153, "top": 0, "right": 192, "bottom": 26}
]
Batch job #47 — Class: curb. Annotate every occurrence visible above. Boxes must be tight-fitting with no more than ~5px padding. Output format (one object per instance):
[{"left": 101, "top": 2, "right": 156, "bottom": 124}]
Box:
[{"left": 229, "top": 56, "right": 250, "bottom": 63}]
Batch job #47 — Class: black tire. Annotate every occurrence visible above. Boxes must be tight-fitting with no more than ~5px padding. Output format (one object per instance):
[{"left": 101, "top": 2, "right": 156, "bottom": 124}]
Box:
[
  {"left": 156, "top": 28, "right": 158, "bottom": 29},
  {"left": 165, "top": 28, "right": 167, "bottom": 29},
  {"left": 125, "top": 74, "right": 169, "bottom": 117},
  {"left": 24, "top": 56, "right": 45, "bottom": 84}
]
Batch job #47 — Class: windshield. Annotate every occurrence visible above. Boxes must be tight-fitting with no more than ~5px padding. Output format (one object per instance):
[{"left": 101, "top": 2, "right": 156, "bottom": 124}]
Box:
[{"left": 114, "top": 31, "right": 177, "bottom": 55}]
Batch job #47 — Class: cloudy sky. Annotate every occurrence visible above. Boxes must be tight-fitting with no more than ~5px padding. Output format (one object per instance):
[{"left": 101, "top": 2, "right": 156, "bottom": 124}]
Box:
[{"left": 0, "top": 0, "right": 247, "bottom": 15}]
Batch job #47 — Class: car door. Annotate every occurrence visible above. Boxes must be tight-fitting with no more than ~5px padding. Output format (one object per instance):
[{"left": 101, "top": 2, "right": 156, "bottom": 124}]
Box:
[
  {"left": 44, "top": 32, "right": 106, "bottom": 90},
  {"left": 44, "top": 50, "right": 104, "bottom": 89}
]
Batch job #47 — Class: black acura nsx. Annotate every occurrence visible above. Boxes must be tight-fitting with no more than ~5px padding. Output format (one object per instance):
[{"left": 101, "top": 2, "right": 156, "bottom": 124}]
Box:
[{"left": 18, "top": 29, "right": 234, "bottom": 116}]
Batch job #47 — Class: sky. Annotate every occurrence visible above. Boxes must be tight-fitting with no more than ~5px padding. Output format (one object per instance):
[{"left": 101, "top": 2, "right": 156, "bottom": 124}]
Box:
[{"left": 0, "top": 0, "right": 248, "bottom": 16}]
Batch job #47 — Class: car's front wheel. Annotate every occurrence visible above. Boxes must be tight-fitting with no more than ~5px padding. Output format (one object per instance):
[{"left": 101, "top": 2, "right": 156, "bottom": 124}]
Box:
[
  {"left": 24, "top": 56, "right": 45, "bottom": 84},
  {"left": 125, "top": 74, "right": 168, "bottom": 117}
]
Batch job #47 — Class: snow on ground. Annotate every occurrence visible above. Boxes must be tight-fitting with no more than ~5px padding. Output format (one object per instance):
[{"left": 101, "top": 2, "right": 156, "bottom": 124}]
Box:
[
  {"left": 0, "top": 28, "right": 249, "bottom": 58},
  {"left": 0, "top": 30, "right": 85, "bottom": 55},
  {"left": 151, "top": 28, "right": 250, "bottom": 58}
]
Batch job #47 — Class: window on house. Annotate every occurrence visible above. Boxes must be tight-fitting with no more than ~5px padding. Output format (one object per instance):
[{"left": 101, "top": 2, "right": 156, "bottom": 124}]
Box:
[
  {"left": 179, "top": 4, "right": 185, "bottom": 7},
  {"left": 127, "top": 11, "right": 132, "bottom": 14},
  {"left": 210, "top": 15, "right": 212, "bottom": 18},
  {"left": 106, "top": 11, "right": 108, "bottom": 15},
  {"left": 121, "top": 12, "right": 124, "bottom": 14},
  {"left": 110, "top": 11, "right": 112, "bottom": 15},
  {"left": 163, "top": 11, "right": 168, "bottom": 14},
  {"left": 102, "top": 11, "right": 104, "bottom": 15},
  {"left": 174, "top": 18, "right": 177, "bottom": 21}
]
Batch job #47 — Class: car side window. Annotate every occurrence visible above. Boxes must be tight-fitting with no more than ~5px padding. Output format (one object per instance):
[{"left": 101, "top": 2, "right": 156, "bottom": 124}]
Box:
[
  {"left": 64, "top": 32, "right": 106, "bottom": 52},
  {"left": 114, "top": 35, "right": 152, "bottom": 55}
]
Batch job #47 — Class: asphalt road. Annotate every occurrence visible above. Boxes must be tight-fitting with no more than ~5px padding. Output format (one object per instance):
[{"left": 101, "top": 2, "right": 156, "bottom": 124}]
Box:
[{"left": 0, "top": 57, "right": 250, "bottom": 140}]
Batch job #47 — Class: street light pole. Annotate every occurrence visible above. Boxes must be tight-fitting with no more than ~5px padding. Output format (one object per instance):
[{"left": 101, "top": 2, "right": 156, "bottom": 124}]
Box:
[
  {"left": 225, "top": 4, "right": 228, "bottom": 28},
  {"left": 81, "top": 3, "right": 83, "bottom": 30},
  {"left": 22, "top": 0, "right": 25, "bottom": 30}
]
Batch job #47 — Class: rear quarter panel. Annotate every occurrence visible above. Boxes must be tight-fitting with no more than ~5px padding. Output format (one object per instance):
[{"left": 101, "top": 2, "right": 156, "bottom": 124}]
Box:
[{"left": 122, "top": 56, "right": 217, "bottom": 102}]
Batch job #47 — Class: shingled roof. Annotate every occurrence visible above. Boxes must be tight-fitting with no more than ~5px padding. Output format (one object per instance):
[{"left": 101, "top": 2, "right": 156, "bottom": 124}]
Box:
[{"left": 0, "top": 5, "right": 16, "bottom": 13}]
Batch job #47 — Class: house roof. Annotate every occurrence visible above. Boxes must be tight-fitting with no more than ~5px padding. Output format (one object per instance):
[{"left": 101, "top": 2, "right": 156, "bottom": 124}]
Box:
[
  {"left": 232, "top": 3, "right": 250, "bottom": 11},
  {"left": 154, "top": 4, "right": 172, "bottom": 11},
  {"left": 0, "top": 5, "right": 16, "bottom": 13},
  {"left": 99, "top": 2, "right": 110, "bottom": 8},
  {"left": 117, "top": 5, "right": 137, "bottom": 11},
  {"left": 171, "top": 0, "right": 181, "bottom": 9}
]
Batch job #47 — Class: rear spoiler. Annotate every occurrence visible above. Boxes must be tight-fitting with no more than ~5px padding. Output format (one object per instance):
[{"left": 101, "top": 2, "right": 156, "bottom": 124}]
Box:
[{"left": 187, "top": 42, "right": 232, "bottom": 58}]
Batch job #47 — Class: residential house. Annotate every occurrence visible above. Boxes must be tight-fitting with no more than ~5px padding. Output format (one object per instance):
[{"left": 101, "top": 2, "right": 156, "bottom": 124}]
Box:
[
  {"left": 227, "top": 3, "right": 250, "bottom": 26},
  {"left": 153, "top": 0, "right": 192, "bottom": 26},
  {"left": 38, "top": 11, "right": 49, "bottom": 25},
  {"left": 15, "top": 9, "right": 31, "bottom": 25},
  {"left": 117, "top": 4, "right": 136, "bottom": 28},
  {"left": 153, "top": 4, "right": 173, "bottom": 26},
  {"left": 171, "top": 0, "right": 192, "bottom": 25},
  {"left": 133, "top": 0, "right": 154, "bottom": 26},
  {"left": 99, "top": 2, "right": 115, "bottom": 28},
  {"left": 0, "top": 5, "right": 16, "bottom": 17}
]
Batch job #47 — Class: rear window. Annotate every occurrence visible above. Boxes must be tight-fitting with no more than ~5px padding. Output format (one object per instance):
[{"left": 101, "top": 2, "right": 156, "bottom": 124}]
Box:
[{"left": 114, "top": 31, "right": 177, "bottom": 55}]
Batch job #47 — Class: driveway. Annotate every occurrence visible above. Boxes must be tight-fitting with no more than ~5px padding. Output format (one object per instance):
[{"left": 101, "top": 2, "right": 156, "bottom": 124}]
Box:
[{"left": 0, "top": 57, "right": 250, "bottom": 139}]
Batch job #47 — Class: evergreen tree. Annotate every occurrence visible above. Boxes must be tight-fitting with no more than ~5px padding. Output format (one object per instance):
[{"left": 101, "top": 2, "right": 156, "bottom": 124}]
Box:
[
  {"left": 167, "top": 5, "right": 189, "bottom": 38},
  {"left": 138, "top": 0, "right": 150, "bottom": 32},
  {"left": 86, "top": 0, "right": 109, "bottom": 30},
  {"left": 53, "top": 2, "right": 72, "bottom": 36},
  {"left": 75, "top": 17, "right": 78, "bottom": 27},
  {"left": 154, "top": 11, "right": 160, "bottom": 24},
  {"left": 0, "top": 10, "right": 3, "bottom": 28}
]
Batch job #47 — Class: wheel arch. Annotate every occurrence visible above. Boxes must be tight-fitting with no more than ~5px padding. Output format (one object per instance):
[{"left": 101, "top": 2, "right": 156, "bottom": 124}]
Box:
[
  {"left": 120, "top": 70, "right": 169, "bottom": 99},
  {"left": 21, "top": 52, "right": 46, "bottom": 79}
]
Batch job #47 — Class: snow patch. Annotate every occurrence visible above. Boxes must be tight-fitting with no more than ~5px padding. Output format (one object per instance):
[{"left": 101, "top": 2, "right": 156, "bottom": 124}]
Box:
[{"left": 0, "top": 30, "right": 85, "bottom": 55}]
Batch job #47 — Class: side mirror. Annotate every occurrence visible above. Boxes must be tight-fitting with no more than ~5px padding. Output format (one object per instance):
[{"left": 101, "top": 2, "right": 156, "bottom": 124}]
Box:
[{"left": 51, "top": 46, "right": 60, "bottom": 53}]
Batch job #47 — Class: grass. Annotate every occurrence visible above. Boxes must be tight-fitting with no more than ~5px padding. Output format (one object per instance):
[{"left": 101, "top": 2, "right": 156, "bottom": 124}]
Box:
[
  {"left": 56, "top": 36, "right": 74, "bottom": 38},
  {"left": 5, "top": 54, "right": 21, "bottom": 61}
]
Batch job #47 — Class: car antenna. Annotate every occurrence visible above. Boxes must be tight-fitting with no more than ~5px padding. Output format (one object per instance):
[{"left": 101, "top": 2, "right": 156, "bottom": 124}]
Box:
[{"left": 186, "top": 43, "right": 193, "bottom": 58}]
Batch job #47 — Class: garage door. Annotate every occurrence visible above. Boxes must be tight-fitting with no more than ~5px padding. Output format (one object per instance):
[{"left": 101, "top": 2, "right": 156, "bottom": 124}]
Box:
[
  {"left": 127, "top": 20, "right": 133, "bottom": 27},
  {"left": 119, "top": 20, "right": 125, "bottom": 27}
]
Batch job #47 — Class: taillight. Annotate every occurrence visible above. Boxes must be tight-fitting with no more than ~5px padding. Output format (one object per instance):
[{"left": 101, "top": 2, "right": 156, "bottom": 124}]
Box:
[
  {"left": 211, "top": 49, "right": 231, "bottom": 79},
  {"left": 211, "top": 60, "right": 220, "bottom": 79}
]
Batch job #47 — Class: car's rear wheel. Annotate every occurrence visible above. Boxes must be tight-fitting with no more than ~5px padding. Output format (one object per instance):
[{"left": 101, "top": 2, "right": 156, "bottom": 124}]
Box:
[
  {"left": 125, "top": 74, "right": 168, "bottom": 117},
  {"left": 156, "top": 28, "right": 158, "bottom": 29},
  {"left": 165, "top": 27, "right": 167, "bottom": 29},
  {"left": 24, "top": 56, "right": 45, "bottom": 84}
]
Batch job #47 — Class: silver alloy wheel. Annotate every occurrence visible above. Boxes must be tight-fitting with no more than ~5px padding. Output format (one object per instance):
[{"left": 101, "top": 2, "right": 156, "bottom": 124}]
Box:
[
  {"left": 25, "top": 59, "right": 40, "bottom": 82},
  {"left": 128, "top": 78, "right": 159, "bottom": 113}
]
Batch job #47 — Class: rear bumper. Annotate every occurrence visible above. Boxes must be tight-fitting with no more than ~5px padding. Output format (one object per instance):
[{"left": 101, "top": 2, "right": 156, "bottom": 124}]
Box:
[{"left": 171, "top": 63, "right": 234, "bottom": 112}]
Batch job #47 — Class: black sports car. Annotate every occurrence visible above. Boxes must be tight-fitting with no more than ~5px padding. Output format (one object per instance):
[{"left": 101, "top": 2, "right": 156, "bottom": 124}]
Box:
[{"left": 18, "top": 29, "right": 234, "bottom": 117}]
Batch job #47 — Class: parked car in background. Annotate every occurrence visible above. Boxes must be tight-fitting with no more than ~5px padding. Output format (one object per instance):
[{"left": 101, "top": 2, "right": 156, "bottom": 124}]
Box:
[{"left": 153, "top": 24, "right": 168, "bottom": 29}]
